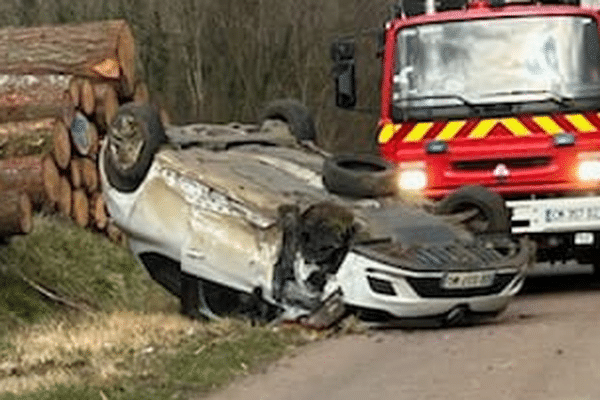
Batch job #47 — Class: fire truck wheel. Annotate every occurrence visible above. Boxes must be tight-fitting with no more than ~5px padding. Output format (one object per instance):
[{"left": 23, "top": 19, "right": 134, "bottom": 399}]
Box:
[
  {"left": 104, "top": 102, "right": 167, "bottom": 192},
  {"left": 322, "top": 153, "right": 396, "bottom": 198},
  {"left": 259, "top": 99, "right": 317, "bottom": 142},
  {"left": 435, "top": 185, "right": 510, "bottom": 234}
]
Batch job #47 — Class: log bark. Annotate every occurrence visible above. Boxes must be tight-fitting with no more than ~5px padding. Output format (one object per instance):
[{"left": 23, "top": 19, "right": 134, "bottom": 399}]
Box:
[
  {"left": 58, "top": 175, "right": 72, "bottom": 216},
  {"left": 90, "top": 192, "right": 108, "bottom": 230},
  {"left": 52, "top": 120, "right": 71, "bottom": 170},
  {"left": 0, "top": 20, "right": 136, "bottom": 96},
  {"left": 81, "top": 158, "right": 98, "bottom": 193},
  {"left": 0, "top": 74, "right": 75, "bottom": 124},
  {"left": 0, "top": 118, "right": 56, "bottom": 159},
  {"left": 0, "top": 155, "right": 45, "bottom": 207},
  {"left": 71, "top": 189, "right": 89, "bottom": 228},
  {"left": 70, "top": 157, "right": 83, "bottom": 189},
  {"left": 42, "top": 154, "right": 60, "bottom": 206},
  {"left": 94, "top": 82, "right": 119, "bottom": 130},
  {"left": 0, "top": 190, "right": 32, "bottom": 236},
  {"left": 70, "top": 112, "right": 98, "bottom": 157}
]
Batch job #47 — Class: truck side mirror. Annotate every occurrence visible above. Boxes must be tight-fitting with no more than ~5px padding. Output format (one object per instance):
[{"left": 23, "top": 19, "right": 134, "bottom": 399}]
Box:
[{"left": 331, "top": 40, "right": 357, "bottom": 109}]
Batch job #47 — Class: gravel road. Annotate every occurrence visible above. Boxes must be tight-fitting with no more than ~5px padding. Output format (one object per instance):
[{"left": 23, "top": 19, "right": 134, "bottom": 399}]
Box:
[{"left": 206, "top": 273, "right": 600, "bottom": 400}]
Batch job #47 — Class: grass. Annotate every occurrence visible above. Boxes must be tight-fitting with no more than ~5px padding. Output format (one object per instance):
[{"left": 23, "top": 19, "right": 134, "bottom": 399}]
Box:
[{"left": 0, "top": 215, "right": 362, "bottom": 398}]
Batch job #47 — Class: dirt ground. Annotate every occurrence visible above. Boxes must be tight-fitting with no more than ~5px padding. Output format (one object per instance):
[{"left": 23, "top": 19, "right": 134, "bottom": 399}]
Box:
[{"left": 205, "top": 273, "right": 600, "bottom": 400}]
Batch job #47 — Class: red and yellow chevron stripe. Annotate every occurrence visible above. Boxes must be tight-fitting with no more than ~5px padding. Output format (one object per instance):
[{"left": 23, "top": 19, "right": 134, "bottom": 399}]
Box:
[{"left": 378, "top": 112, "right": 600, "bottom": 144}]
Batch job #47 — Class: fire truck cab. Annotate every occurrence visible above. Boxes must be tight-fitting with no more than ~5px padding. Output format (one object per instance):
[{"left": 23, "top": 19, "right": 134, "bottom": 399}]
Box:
[{"left": 332, "top": 0, "right": 600, "bottom": 268}]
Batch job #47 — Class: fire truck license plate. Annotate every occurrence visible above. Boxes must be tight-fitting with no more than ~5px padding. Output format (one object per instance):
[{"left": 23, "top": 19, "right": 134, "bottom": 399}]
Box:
[
  {"left": 545, "top": 206, "right": 600, "bottom": 223},
  {"left": 442, "top": 271, "right": 495, "bottom": 290}
]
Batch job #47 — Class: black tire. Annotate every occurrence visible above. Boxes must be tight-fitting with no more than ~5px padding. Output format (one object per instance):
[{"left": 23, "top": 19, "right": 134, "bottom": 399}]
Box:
[
  {"left": 259, "top": 99, "right": 317, "bottom": 141},
  {"left": 104, "top": 102, "right": 167, "bottom": 192},
  {"left": 322, "top": 153, "right": 396, "bottom": 198},
  {"left": 435, "top": 185, "right": 510, "bottom": 234}
]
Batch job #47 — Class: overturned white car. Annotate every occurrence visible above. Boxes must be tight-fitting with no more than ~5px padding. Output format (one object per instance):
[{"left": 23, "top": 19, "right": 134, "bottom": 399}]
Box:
[{"left": 100, "top": 101, "right": 533, "bottom": 327}]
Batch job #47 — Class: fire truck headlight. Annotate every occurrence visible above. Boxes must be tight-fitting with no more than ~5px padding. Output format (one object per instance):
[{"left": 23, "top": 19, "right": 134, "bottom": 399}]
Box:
[
  {"left": 398, "top": 168, "right": 427, "bottom": 191},
  {"left": 578, "top": 159, "right": 600, "bottom": 181}
]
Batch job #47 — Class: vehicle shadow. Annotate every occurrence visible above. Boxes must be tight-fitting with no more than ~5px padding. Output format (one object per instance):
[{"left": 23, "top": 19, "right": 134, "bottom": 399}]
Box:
[{"left": 520, "top": 273, "right": 600, "bottom": 295}]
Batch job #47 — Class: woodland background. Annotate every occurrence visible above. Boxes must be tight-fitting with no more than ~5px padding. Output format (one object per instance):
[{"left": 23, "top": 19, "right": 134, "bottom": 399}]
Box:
[{"left": 0, "top": 0, "right": 396, "bottom": 152}]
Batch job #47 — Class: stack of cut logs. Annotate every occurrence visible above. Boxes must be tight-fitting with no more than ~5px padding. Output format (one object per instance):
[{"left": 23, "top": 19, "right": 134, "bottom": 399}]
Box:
[{"left": 0, "top": 20, "right": 149, "bottom": 240}]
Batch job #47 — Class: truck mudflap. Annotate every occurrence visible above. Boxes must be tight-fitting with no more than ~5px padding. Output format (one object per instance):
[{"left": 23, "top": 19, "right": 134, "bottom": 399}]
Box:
[{"left": 508, "top": 195, "right": 600, "bottom": 234}]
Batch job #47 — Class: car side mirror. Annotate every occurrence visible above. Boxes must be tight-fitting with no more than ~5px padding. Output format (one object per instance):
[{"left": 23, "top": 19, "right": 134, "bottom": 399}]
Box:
[{"left": 331, "top": 40, "right": 357, "bottom": 109}]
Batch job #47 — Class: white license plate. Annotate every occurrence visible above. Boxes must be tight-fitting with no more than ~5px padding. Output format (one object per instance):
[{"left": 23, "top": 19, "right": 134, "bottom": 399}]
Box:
[
  {"left": 575, "top": 232, "right": 594, "bottom": 245},
  {"left": 545, "top": 206, "right": 600, "bottom": 223},
  {"left": 442, "top": 271, "right": 496, "bottom": 290}
]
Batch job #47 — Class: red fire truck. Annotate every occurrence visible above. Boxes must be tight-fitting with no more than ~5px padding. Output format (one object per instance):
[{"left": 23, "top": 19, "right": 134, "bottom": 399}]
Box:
[{"left": 332, "top": 0, "right": 600, "bottom": 269}]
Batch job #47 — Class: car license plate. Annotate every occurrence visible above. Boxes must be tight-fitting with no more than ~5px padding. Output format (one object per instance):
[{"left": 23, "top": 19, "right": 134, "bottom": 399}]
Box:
[
  {"left": 442, "top": 271, "right": 495, "bottom": 290},
  {"left": 575, "top": 232, "right": 594, "bottom": 245},
  {"left": 545, "top": 206, "right": 600, "bottom": 224}
]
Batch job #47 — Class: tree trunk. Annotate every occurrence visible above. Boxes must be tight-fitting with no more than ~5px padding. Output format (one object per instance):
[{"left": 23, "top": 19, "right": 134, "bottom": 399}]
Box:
[
  {"left": 0, "top": 155, "right": 45, "bottom": 207},
  {"left": 0, "top": 190, "right": 32, "bottom": 236},
  {"left": 94, "top": 82, "right": 119, "bottom": 130},
  {"left": 0, "top": 75, "right": 75, "bottom": 124},
  {"left": 0, "top": 118, "right": 56, "bottom": 159},
  {"left": 81, "top": 158, "right": 98, "bottom": 193},
  {"left": 58, "top": 175, "right": 72, "bottom": 216},
  {"left": 0, "top": 20, "right": 136, "bottom": 96},
  {"left": 42, "top": 154, "right": 60, "bottom": 206},
  {"left": 70, "top": 112, "right": 98, "bottom": 157},
  {"left": 71, "top": 189, "right": 89, "bottom": 228},
  {"left": 91, "top": 192, "right": 108, "bottom": 230},
  {"left": 52, "top": 120, "right": 71, "bottom": 170}
]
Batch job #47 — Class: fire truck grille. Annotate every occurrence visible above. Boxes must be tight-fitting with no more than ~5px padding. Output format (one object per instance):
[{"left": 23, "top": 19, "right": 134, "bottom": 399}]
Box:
[
  {"left": 452, "top": 157, "right": 551, "bottom": 171},
  {"left": 406, "top": 273, "right": 516, "bottom": 298}
]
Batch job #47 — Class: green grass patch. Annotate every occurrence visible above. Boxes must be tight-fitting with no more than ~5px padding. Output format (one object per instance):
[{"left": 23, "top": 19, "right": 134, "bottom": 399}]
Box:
[
  {"left": 0, "top": 215, "right": 354, "bottom": 399},
  {"left": 0, "top": 319, "right": 322, "bottom": 400},
  {"left": 0, "top": 215, "right": 177, "bottom": 334}
]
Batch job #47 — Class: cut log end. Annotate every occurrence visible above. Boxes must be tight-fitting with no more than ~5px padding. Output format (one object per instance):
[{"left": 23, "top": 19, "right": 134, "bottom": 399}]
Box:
[
  {"left": 18, "top": 193, "right": 32, "bottom": 234},
  {"left": 42, "top": 154, "right": 60, "bottom": 206},
  {"left": 93, "top": 83, "right": 118, "bottom": 129},
  {"left": 70, "top": 157, "right": 83, "bottom": 189},
  {"left": 52, "top": 121, "right": 71, "bottom": 170},
  {"left": 81, "top": 158, "right": 98, "bottom": 193},
  {"left": 91, "top": 192, "right": 108, "bottom": 230},
  {"left": 58, "top": 175, "right": 72, "bottom": 216},
  {"left": 72, "top": 189, "right": 89, "bottom": 228},
  {"left": 68, "top": 77, "right": 81, "bottom": 109},
  {"left": 80, "top": 79, "right": 95, "bottom": 116},
  {"left": 0, "top": 190, "right": 32, "bottom": 236}
]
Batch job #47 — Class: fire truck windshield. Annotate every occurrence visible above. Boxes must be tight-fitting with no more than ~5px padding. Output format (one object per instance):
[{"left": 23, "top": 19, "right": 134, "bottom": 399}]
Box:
[{"left": 394, "top": 15, "right": 600, "bottom": 119}]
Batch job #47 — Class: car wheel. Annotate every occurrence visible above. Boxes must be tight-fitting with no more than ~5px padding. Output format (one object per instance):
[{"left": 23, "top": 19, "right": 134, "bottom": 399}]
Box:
[
  {"left": 259, "top": 99, "right": 317, "bottom": 142},
  {"left": 435, "top": 185, "right": 510, "bottom": 234},
  {"left": 322, "top": 153, "right": 396, "bottom": 198},
  {"left": 104, "top": 102, "right": 167, "bottom": 192}
]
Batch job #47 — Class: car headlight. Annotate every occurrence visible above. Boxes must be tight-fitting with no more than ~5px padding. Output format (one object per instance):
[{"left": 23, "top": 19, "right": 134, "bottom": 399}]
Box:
[
  {"left": 398, "top": 162, "right": 427, "bottom": 191},
  {"left": 578, "top": 158, "right": 600, "bottom": 181}
]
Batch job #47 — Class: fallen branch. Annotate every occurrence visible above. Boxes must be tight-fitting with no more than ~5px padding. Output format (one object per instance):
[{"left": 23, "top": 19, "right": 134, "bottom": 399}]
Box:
[{"left": 17, "top": 271, "right": 93, "bottom": 313}]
